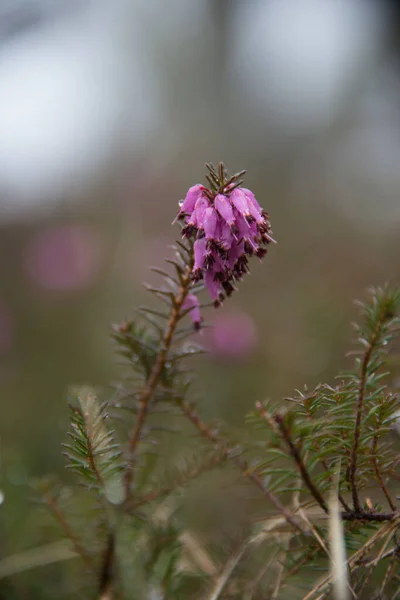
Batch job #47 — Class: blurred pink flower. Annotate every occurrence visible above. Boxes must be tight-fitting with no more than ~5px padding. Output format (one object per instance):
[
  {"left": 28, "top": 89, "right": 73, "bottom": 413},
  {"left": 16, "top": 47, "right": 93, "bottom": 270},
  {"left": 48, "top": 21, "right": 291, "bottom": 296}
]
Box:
[
  {"left": 25, "top": 225, "right": 103, "bottom": 291},
  {"left": 209, "top": 310, "right": 258, "bottom": 360},
  {"left": 0, "top": 301, "right": 13, "bottom": 355}
]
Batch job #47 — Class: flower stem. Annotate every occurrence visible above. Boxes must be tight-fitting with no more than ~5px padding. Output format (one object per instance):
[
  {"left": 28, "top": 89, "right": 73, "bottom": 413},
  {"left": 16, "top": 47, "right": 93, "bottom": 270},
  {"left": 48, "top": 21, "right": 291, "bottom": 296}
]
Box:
[{"left": 123, "top": 258, "right": 194, "bottom": 501}]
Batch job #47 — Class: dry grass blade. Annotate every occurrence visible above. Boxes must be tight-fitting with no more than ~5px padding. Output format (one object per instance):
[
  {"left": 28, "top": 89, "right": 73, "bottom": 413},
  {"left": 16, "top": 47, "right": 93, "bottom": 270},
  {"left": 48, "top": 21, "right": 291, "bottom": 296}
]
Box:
[
  {"left": 302, "top": 516, "right": 400, "bottom": 600},
  {"left": 328, "top": 483, "right": 349, "bottom": 600},
  {"left": 206, "top": 543, "right": 248, "bottom": 600},
  {"left": 179, "top": 531, "right": 218, "bottom": 576},
  {"left": 0, "top": 540, "right": 77, "bottom": 580}
]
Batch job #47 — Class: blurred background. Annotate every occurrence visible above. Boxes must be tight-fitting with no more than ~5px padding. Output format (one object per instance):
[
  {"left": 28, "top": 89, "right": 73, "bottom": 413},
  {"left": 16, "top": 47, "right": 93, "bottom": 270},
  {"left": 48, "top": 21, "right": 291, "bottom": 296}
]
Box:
[{"left": 1, "top": 0, "right": 400, "bottom": 596}]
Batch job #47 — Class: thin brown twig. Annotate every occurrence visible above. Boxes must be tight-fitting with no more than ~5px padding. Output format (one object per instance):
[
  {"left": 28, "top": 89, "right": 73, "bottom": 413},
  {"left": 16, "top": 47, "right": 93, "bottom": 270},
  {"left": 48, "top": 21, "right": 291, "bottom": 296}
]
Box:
[
  {"left": 256, "top": 404, "right": 328, "bottom": 514},
  {"left": 206, "top": 541, "right": 248, "bottom": 600},
  {"left": 355, "top": 530, "right": 396, "bottom": 598},
  {"left": 177, "top": 399, "right": 307, "bottom": 535},
  {"left": 44, "top": 492, "right": 93, "bottom": 569},
  {"left": 275, "top": 415, "right": 328, "bottom": 513},
  {"left": 341, "top": 511, "right": 396, "bottom": 522},
  {"left": 380, "top": 556, "right": 398, "bottom": 598},
  {"left": 349, "top": 311, "right": 385, "bottom": 512},
  {"left": 270, "top": 537, "right": 289, "bottom": 600},
  {"left": 123, "top": 259, "right": 193, "bottom": 501}
]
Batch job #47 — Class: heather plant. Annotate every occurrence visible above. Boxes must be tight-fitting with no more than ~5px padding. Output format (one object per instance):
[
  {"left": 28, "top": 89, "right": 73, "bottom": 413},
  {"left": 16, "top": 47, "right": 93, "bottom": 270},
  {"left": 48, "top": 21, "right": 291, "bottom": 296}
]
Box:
[{"left": 10, "top": 163, "right": 400, "bottom": 598}]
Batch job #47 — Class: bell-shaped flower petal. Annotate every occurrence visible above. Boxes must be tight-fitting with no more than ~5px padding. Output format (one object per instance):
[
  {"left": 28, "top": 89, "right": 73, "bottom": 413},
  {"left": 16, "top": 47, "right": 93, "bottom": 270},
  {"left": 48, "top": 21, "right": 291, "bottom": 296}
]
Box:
[
  {"left": 203, "top": 207, "right": 218, "bottom": 240},
  {"left": 214, "top": 194, "right": 235, "bottom": 227},
  {"left": 242, "top": 188, "right": 263, "bottom": 223},
  {"left": 205, "top": 270, "right": 222, "bottom": 302},
  {"left": 179, "top": 184, "right": 205, "bottom": 214},
  {"left": 193, "top": 237, "right": 207, "bottom": 271},
  {"left": 193, "top": 196, "right": 209, "bottom": 229},
  {"left": 230, "top": 188, "right": 250, "bottom": 217},
  {"left": 182, "top": 293, "right": 202, "bottom": 330}
]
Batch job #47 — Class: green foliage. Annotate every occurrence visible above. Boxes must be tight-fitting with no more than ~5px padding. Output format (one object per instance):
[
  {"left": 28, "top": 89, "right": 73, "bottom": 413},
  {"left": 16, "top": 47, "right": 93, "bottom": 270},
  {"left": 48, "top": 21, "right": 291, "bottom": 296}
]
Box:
[
  {"left": 245, "top": 286, "right": 400, "bottom": 597},
  {"left": 63, "top": 388, "right": 124, "bottom": 504},
  {"left": 248, "top": 286, "right": 400, "bottom": 510},
  {"left": 29, "top": 272, "right": 400, "bottom": 599},
  {"left": 7, "top": 159, "right": 399, "bottom": 599}
]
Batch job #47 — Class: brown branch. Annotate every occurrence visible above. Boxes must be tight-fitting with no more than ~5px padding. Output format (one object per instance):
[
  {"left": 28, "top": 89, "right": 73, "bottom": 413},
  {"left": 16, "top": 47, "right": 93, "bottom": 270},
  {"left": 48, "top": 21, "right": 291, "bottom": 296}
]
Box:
[
  {"left": 256, "top": 404, "right": 329, "bottom": 514},
  {"left": 341, "top": 511, "right": 396, "bottom": 522},
  {"left": 275, "top": 415, "right": 328, "bottom": 513},
  {"left": 44, "top": 492, "right": 93, "bottom": 569},
  {"left": 349, "top": 310, "right": 386, "bottom": 512},
  {"left": 123, "top": 261, "right": 193, "bottom": 501},
  {"left": 177, "top": 399, "right": 307, "bottom": 535},
  {"left": 99, "top": 532, "right": 115, "bottom": 598}
]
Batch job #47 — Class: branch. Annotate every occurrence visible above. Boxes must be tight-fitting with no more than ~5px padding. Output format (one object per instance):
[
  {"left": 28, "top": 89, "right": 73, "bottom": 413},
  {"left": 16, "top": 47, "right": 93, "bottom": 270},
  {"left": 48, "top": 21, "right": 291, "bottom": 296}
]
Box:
[
  {"left": 123, "top": 255, "right": 194, "bottom": 501},
  {"left": 43, "top": 491, "right": 93, "bottom": 570},
  {"left": 256, "top": 405, "right": 328, "bottom": 514},
  {"left": 177, "top": 398, "right": 307, "bottom": 535},
  {"left": 349, "top": 304, "right": 387, "bottom": 512},
  {"left": 341, "top": 511, "right": 396, "bottom": 523}
]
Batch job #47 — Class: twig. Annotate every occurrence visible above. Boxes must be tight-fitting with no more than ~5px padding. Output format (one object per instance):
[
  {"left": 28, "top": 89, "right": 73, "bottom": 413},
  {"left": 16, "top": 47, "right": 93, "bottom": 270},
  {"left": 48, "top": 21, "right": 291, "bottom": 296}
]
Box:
[
  {"left": 243, "top": 547, "right": 280, "bottom": 599},
  {"left": 354, "top": 530, "right": 396, "bottom": 598},
  {"left": 99, "top": 532, "right": 115, "bottom": 599},
  {"left": 256, "top": 404, "right": 328, "bottom": 514},
  {"left": 206, "top": 542, "right": 248, "bottom": 600},
  {"left": 177, "top": 399, "right": 307, "bottom": 534},
  {"left": 349, "top": 310, "right": 385, "bottom": 512},
  {"left": 380, "top": 556, "right": 398, "bottom": 598},
  {"left": 270, "top": 539, "right": 289, "bottom": 600},
  {"left": 180, "top": 531, "right": 218, "bottom": 576},
  {"left": 0, "top": 540, "right": 77, "bottom": 580},
  {"left": 341, "top": 511, "right": 396, "bottom": 522},
  {"left": 44, "top": 492, "right": 93, "bottom": 569}
]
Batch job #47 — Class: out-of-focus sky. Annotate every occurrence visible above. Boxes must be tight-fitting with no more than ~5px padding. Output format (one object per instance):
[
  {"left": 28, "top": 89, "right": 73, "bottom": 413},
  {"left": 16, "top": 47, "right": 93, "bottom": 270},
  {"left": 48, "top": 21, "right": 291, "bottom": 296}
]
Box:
[{"left": 0, "top": 0, "right": 398, "bottom": 220}]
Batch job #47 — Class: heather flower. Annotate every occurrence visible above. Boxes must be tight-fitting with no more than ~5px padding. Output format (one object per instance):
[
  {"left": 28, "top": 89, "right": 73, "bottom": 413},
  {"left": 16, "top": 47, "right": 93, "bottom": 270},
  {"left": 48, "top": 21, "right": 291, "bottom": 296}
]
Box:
[
  {"left": 179, "top": 184, "right": 205, "bottom": 215},
  {"left": 203, "top": 207, "right": 218, "bottom": 240},
  {"left": 176, "top": 163, "right": 276, "bottom": 305},
  {"left": 214, "top": 194, "right": 235, "bottom": 229}
]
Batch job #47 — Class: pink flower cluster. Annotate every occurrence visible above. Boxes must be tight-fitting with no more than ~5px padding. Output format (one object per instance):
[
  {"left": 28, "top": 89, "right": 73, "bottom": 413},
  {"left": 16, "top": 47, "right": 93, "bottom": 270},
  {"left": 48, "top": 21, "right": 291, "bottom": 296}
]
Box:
[{"left": 176, "top": 184, "right": 275, "bottom": 305}]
